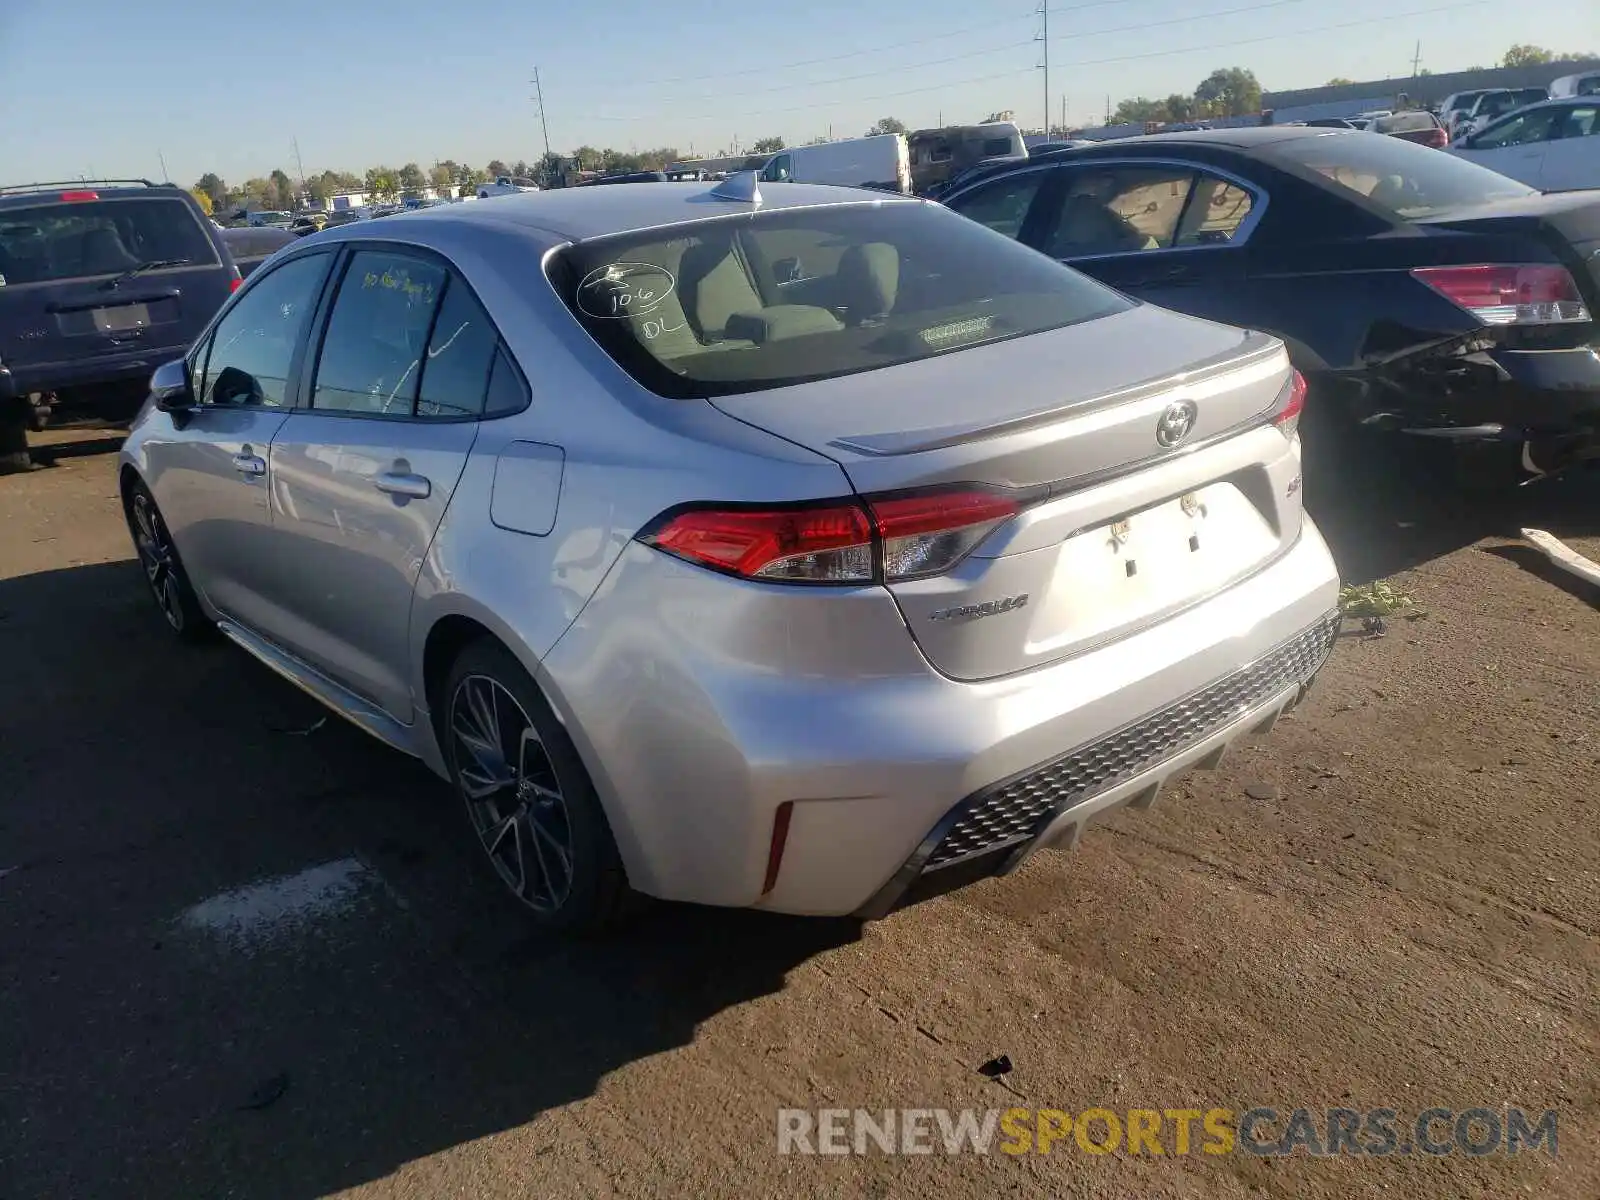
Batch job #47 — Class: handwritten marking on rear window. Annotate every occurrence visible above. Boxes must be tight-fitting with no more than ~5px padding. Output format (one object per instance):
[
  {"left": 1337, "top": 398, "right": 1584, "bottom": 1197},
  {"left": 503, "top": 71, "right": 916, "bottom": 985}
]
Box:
[
  {"left": 577, "top": 262, "right": 676, "bottom": 319},
  {"left": 641, "top": 316, "right": 686, "bottom": 340}
]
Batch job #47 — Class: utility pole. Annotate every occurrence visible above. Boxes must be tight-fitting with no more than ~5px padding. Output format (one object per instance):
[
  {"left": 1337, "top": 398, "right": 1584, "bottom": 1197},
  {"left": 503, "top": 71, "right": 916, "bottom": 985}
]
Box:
[
  {"left": 157, "top": 150, "right": 169, "bottom": 183},
  {"left": 1060, "top": 95, "right": 1066, "bottom": 137},
  {"left": 530, "top": 67, "right": 552, "bottom": 159},
  {"left": 292, "top": 137, "right": 306, "bottom": 193},
  {"left": 1410, "top": 41, "right": 1422, "bottom": 77},
  {"left": 1037, "top": 2, "right": 1049, "bottom": 138}
]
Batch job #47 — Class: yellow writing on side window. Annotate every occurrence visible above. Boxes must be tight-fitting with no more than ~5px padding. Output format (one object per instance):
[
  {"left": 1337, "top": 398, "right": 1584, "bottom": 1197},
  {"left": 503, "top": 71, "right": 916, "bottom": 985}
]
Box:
[{"left": 362, "top": 269, "right": 434, "bottom": 302}]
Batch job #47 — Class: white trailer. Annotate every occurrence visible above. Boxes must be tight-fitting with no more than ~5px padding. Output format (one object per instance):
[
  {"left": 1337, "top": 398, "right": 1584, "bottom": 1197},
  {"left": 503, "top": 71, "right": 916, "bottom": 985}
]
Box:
[{"left": 758, "top": 134, "right": 911, "bottom": 193}]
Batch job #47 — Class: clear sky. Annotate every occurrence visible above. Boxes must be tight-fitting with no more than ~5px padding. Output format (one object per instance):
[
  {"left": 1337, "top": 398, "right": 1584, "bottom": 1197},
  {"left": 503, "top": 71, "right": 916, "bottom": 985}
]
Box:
[{"left": 0, "top": 0, "right": 1592, "bottom": 187}]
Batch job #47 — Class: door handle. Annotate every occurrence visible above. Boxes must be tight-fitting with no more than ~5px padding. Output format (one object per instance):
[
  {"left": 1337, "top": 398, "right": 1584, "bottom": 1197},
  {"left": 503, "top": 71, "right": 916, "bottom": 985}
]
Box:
[
  {"left": 232, "top": 451, "right": 266, "bottom": 477},
  {"left": 374, "top": 471, "right": 432, "bottom": 499}
]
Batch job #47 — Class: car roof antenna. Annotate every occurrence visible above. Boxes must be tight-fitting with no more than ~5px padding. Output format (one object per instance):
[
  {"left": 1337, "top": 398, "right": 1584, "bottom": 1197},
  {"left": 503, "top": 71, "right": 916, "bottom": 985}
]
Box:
[{"left": 710, "top": 171, "right": 762, "bottom": 205}]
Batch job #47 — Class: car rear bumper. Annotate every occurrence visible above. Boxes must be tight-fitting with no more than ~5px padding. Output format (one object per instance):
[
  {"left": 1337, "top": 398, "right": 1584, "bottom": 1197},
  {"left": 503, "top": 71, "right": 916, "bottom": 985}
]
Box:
[
  {"left": 0, "top": 345, "right": 184, "bottom": 399},
  {"left": 1348, "top": 339, "right": 1600, "bottom": 462},
  {"left": 538, "top": 519, "right": 1342, "bottom": 917}
]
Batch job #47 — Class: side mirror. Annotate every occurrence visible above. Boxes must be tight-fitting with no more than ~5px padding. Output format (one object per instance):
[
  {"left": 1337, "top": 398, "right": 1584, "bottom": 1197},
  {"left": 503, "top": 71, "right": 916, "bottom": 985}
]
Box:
[{"left": 150, "top": 359, "right": 195, "bottom": 412}]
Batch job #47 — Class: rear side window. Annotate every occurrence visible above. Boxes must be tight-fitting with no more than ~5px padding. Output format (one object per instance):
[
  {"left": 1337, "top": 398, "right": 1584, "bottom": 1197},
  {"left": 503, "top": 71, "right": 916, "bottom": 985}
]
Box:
[
  {"left": 1038, "top": 166, "right": 1197, "bottom": 257},
  {"left": 0, "top": 196, "right": 217, "bottom": 286},
  {"left": 548, "top": 202, "right": 1130, "bottom": 399},
  {"left": 312, "top": 250, "right": 446, "bottom": 416},
  {"left": 1266, "top": 132, "right": 1535, "bottom": 217},
  {"left": 416, "top": 279, "right": 498, "bottom": 418}
]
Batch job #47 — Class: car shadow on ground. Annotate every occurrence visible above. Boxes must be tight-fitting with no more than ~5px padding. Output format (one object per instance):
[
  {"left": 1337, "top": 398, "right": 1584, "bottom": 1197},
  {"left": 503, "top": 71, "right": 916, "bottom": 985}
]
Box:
[
  {"left": 0, "top": 559, "right": 861, "bottom": 1199},
  {"left": 1300, "top": 426, "right": 1600, "bottom": 584}
]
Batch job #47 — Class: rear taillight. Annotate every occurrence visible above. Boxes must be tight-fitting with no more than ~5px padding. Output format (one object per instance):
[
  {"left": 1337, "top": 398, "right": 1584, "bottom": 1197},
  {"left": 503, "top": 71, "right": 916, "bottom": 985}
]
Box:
[
  {"left": 59, "top": 190, "right": 99, "bottom": 202},
  {"left": 639, "top": 486, "right": 1024, "bottom": 585},
  {"left": 1273, "top": 370, "right": 1307, "bottom": 441},
  {"left": 867, "top": 490, "right": 1021, "bottom": 580},
  {"left": 1412, "top": 264, "right": 1591, "bottom": 326},
  {"left": 230, "top": 276, "right": 243, "bottom": 292},
  {"left": 1424, "top": 128, "right": 1448, "bottom": 148}
]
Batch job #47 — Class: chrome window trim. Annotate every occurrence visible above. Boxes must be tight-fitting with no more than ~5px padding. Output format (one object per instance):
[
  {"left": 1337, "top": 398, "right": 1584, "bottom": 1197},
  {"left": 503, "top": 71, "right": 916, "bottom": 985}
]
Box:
[{"left": 943, "top": 155, "right": 1271, "bottom": 259}]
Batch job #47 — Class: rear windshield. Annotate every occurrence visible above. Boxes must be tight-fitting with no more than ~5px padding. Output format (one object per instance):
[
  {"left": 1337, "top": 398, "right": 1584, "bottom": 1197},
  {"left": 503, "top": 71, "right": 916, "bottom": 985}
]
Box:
[
  {"left": 0, "top": 196, "right": 216, "bottom": 286},
  {"left": 1265, "top": 131, "right": 1535, "bottom": 219},
  {"left": 548, "top": 202, "right": 1131, "bottom": 398}
]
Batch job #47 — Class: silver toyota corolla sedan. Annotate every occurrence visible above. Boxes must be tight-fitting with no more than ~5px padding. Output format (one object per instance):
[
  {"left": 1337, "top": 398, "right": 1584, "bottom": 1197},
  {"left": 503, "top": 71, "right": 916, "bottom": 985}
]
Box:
[{"left": 118, "top": 175, "right": 1341, "bottom": 933}]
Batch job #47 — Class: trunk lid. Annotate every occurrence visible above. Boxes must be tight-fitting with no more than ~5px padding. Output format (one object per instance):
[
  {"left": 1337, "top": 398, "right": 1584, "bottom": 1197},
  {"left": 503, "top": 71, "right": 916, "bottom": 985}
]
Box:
[
  {"left": 1411, "top": 190, "right": 1600, "bottom": 302},
  {"left": 712, "top": 304, "right": 1301, "bottom": 680}
]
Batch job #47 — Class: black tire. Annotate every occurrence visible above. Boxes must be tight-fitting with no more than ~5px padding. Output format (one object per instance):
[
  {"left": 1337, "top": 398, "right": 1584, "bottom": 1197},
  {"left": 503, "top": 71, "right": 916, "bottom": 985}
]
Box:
[
  {"left": 124, "top": 478, "right": 212, "bottom": 640},
  {"left": 0, "top": 397, "right": 32, "bottom": 474},
  {"left": 25, "top": 396, "right": 52, "bottom": 433},
  {"left": 440, "top": 638, "right": 632, "bottom": 935}
]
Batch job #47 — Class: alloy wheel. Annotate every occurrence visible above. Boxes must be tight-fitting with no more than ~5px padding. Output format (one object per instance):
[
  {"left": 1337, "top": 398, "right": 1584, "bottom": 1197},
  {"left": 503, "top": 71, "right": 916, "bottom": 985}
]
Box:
[
  {"left": 131, "top": 492, "right": 186, "bottom": 633},
  {"left": 449, "top": 673, "right": 575, "bottom": 914}
]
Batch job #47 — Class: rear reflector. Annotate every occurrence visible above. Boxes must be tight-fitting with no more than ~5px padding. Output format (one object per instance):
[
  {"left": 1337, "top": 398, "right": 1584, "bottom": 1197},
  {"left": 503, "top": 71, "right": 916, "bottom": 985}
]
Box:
[
  {"left": 1412, "top": 264, "right": 1590, "bottom": 326},
  {"left": 59, "top": 190, "right": 99, "bottom": 202},
  {"left": 229, "top": 277, "right": 243, "bottom": 292},
  {"left": 1273, "top": 370, "right": 1306, "bottom": 441},
  {"left": 762, "top": 801, "right": 794, "bottom": 895},
  {"left": 639, "top": 486, "right": 1026, "bottom": 585}
]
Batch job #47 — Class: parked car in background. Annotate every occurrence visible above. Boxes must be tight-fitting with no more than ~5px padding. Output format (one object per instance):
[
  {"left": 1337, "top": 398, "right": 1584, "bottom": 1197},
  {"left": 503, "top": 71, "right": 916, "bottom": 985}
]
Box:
[
  {"left": 1550, "top": 70, "right": 1600, "bottom": 98},
  {"left": 245, "top": 210, "right": 294, "bottom": 229},
  {"left": 289, "top": 213, "right": 325, "bottom": 237},
  {"left": 116, "top": 179, "right": 1340, "bottom": 932},
  {"left": 1448, "top": 97, "right": 1600, "bottom": 191},
  {"left": 759, "top": 133, "right": 910, "bottom": 192},
  {"left": 476, "top": 175, "right": 540, "bottom": 199},
  {"left": 220, "top": 225, "right": 296, "bottom": 275},
  {"left": 940, "top": 127, "right": 1600, "bottom": 486},
  {"left": 1454, "top": 87, "right": 1550, "bottom": 138},
  {"left": 1369, "top": 110, "right": 1449, "bottom": 148},
  {"left": 0, "top": 178, "right": 241, "bottom": 467},
  {"left": 1439, "top": 89, "right": 1498, "bottom": 136}
]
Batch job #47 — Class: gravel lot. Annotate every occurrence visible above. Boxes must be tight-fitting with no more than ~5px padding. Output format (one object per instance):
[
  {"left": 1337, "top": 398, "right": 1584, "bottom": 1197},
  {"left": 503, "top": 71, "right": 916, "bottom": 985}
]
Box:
[{"left": 2, "top": 425, "right": 1597, "bottom": 1199}]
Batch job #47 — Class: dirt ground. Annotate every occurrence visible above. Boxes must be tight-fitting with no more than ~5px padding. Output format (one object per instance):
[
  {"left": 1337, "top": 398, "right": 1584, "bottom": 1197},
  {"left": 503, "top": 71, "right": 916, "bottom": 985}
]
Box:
[{"left": 2, "top": 424, "right": 1597, "bottom": 1199}]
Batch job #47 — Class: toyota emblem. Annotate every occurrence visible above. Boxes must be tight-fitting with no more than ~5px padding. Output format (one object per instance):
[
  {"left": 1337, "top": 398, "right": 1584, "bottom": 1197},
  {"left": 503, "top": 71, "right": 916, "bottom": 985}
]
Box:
[{"left": 1156, "top": 400, "right": 1198, "bottom": 448}]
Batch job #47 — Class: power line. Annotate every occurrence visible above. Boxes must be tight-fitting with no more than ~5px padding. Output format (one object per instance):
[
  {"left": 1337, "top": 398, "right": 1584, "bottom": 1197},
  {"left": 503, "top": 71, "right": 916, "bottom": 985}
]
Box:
[
  {"left": 644, "top": 10, "right": 1035, "bottom": 85},
  {"left": 647, "top": 38, "right": 1032, "bottom": 102},
  {"left": 1055, "top": 0, "right": 1490, "bottom": 69},
  {"left": 587, "top": 66, "right": 1034, "bottom": 122},
  {"left": 585, "top": 0, "right": 1491, "bottom": 127},
  {"left": 1054, "top": 0, "right": 1316, "bottom": 44},
  {"left": 642, "top": 0, "right": 1166, "bottom": 87}
]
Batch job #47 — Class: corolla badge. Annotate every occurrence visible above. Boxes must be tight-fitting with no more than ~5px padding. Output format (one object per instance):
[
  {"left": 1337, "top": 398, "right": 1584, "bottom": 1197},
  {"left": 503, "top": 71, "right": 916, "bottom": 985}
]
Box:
[
  {"left": 928, "top": 594, "right": 1029, "bottom": 622},
  {"left": 1156, "top": 399, "right": 1198, "bottom": 448}
]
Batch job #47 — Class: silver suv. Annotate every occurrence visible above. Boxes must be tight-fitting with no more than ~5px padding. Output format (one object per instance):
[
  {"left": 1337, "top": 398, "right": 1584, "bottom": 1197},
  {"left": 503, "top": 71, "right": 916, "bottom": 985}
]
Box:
[{"left": 118, "top": 179, "right": 1341, "bottom": 932}]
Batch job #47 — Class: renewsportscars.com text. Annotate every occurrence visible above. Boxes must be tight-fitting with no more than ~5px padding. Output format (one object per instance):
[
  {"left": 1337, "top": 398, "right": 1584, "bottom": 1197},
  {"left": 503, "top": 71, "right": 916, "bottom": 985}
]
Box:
[{"left": 777, "top": 1106, "right": 1558, "bottom": 1157}]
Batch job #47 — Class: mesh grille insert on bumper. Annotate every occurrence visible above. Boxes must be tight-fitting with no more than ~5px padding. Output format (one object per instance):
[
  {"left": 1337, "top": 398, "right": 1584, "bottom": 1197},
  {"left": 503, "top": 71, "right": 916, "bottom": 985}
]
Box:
[{"left": 922, "top": 612, "right": 1342, "bottom": 872}]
